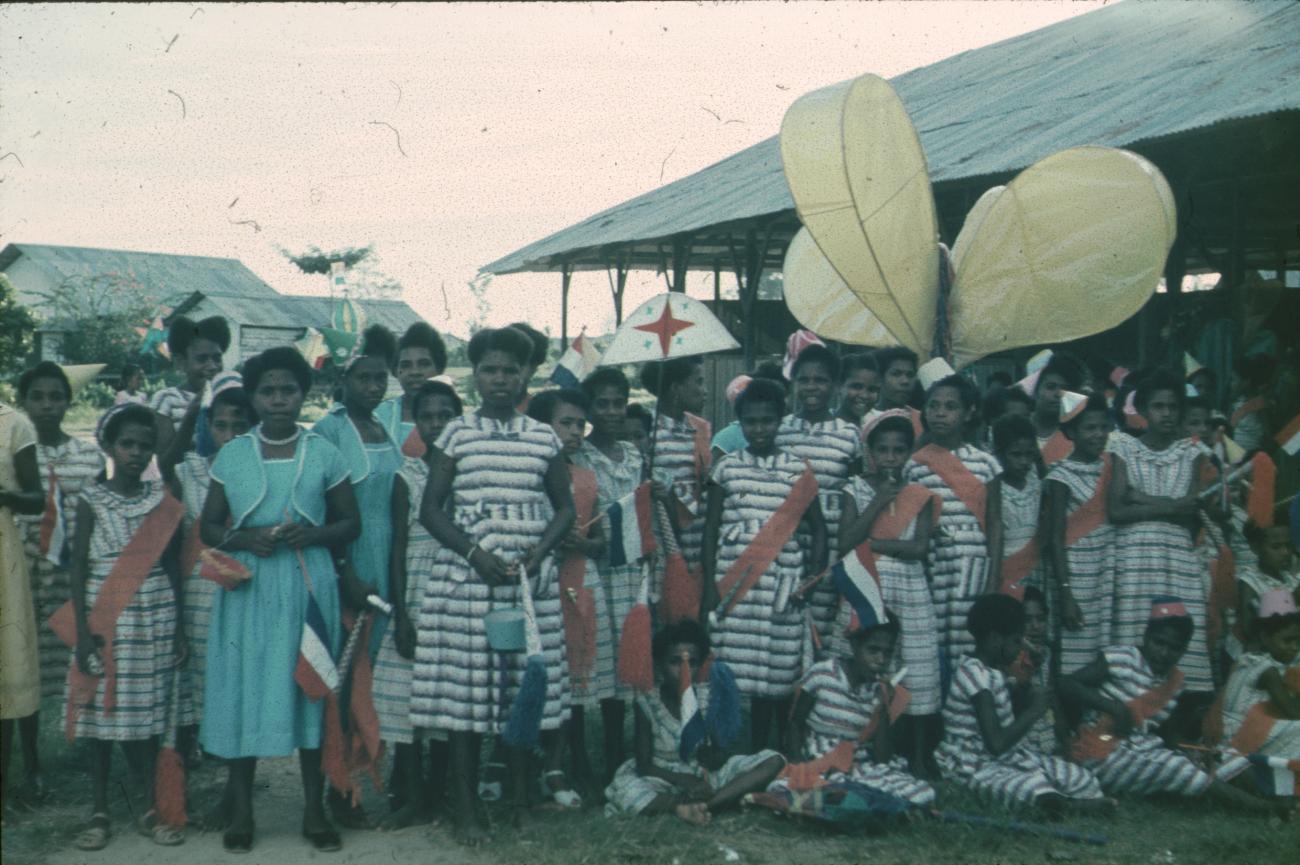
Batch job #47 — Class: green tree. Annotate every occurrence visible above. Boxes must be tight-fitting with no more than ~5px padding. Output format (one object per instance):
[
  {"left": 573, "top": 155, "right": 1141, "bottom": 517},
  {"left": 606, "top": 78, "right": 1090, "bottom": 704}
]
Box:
[
  {"left": 0, "top": 273, "right": 37, "bottom": 373},
  {"left": 28, "top": 271, "right": 162, "bottom": 372}
]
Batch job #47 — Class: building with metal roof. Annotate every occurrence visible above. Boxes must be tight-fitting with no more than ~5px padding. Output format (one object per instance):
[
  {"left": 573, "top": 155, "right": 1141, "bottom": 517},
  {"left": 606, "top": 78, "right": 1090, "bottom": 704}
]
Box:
[
  {"left": 481, "top": 0, "right": 1300, "bottom": 364},
  {"left": 1, "top": 242, "right": 424, "bottom": 365}
]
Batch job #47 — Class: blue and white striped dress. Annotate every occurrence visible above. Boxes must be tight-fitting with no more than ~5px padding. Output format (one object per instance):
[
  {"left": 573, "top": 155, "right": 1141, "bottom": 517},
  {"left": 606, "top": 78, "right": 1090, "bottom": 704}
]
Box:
[
  {"left": 66, "top": 481, "right": 177, "bottom": 741},
  {"left": 18, "top": 436, "right": 105, "bottom": 697},
  {"left": 999, "top": 473, "right": 1042, "bottom": 589},
  {"left": 777, "top": 415, "right": 860, "bottom": 638},
  {"left": 1107, "top": 434, "right": 1213, "bottom": 691},
  {"left": 1044, "top": 458, "right": 1115, "bottom": 674},
  {"left": 708, "top": 449, "right": 807, "bottom": 698},
  {"left": 1222, "top": 652, "right": 1300, "bottom": 759},
  {"left": 373, "top": 458, "right": 438, "bottom": 744},
  {"left": 779, "top": 658, "right": 934, "bottom": 804},
  {"left": 938, "top": 655, "right": 1103, "bottom": 808},
  {"left": 410, "top": 412, "right": 570, "bottom": 733},
  {"left": 651, "top": 414, "right": 707, "bottom": 575},
  {"left": 1079, "top": 646, "right": 1247, "bottom": 794},
  {"left": 175, "top": 452, "right": 213, "bottom": 726},
  {"left": 904, "top": 446, "right": 1001, "bottom": 667}
]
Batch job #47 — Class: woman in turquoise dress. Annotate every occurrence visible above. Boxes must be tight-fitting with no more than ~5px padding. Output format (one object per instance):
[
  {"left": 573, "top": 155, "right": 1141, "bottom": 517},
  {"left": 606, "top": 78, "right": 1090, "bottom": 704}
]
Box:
[
  {"left": 375, "top": 322, "right": 449, "bottom": 456},
  {"left": 199, "top": 347, "right": 360, "bottom": 854},
  {"left": 311, "top": 325, "right": 404, "bottom": 826}
]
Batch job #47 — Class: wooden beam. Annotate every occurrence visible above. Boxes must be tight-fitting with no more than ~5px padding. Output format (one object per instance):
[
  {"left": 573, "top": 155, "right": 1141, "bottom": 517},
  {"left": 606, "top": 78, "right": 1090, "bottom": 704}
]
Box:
[{"left": 559, "top": 262, "right": 572, "bottom": 346}]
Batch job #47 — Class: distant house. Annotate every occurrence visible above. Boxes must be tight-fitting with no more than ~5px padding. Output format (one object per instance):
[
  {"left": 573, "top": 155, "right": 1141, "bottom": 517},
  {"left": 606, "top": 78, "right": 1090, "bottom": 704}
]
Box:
[{"left": 0, "top": 243, "right": 425, "bottom": 366}]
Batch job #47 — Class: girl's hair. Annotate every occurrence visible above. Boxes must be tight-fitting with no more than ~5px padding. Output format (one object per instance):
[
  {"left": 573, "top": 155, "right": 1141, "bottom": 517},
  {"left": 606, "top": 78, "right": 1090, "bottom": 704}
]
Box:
[
  {"left": 982, "top": 385, "right": 1033, "bottom": 423},
  {"left": 582, "top": 366, "right": 630, "bottom": 401},
  {"left": 992, "top": 414, "right": 1037, "bottom": 454},
  {"left": 1183, "top": 395, "right": 1212, "bottom": 415},
  {"left": 625, "top": 403, "right": 653, "bottom": 434},
  {"left": 967, "top": 594, "right": 1024, "bottom": 640},
  {"left": 167, "top": 315, "right": 231, "bottom": 357},
  {"left": 1022, "top": 585, "right": 1047, "bottom": 609},
  {"left": 840, "top": 352, "right": 879, "bottom": 382},
  {"left": 97, "top": 403, "right": 156, "bottom": 448},
  {"left": 1134, "top": 368, "right": 1185, "bottom": 413},
  {"left": 1037, "top": 352, "right": 1085, "bottom": 391},
  {"left": 790, "top": 344, "right": 840, "bottom": 381},
  {"left": 1145, "top": 615, "right": 1194, "bottom": 645},
  {"left": 734, "top": 377, "right": 785, "bottom": 418},
  {"left": 506, "top": 322, "right": 550, "bottom": 368},
  {"left": 526, "top": 388, "right": 588, "bottom": 424},
  {"left": 1062, "top": 392, "right": 1111, "bottom": 437},
  {"left": 1257, "top": 612, "right": 1300, "bottom": 638},
  {"left": 243, "top": 346, "right": 313, "bottom": 394},
  {"left": 1233, "top": 353, "right": 1276, "bottom": 391},
  {"left": 211, "top": 385, "right": 254, "bottom": 420},
  {"left": 411, "top": 379, "right": 463, "bottom": 417},
  {"left": 874, "top": 346, "right": 918, "bottom": 375},
  {"left": 467, "top": 326, "right": 534, "bottom": 367},
  {"left": 17, "top": 361, "right": 72, "bottom": 401},
  {"left": 1188, "top": 366, "right": 1218, "bottom": 390},
  {"left": 353, "top": 324, "right": 398, "bottom": 370},
  {"left": 116, "top": 363, "right": 142, "bottom": 391},
  {"left": 985, "top": 371, "right": 1013, "bottom": 390},
  {"left": 652, "top": 618, "right": 710, "bottom": 665},
  {"left": 848, "top": 612, "right": 900, "bottom": 644},
  {"left": 396, "top": 322, "right": 448, "bottom": 373},
  {"left": 639, "top": 357, "right": 702, "bottom": 397},
  {"left": 926, "top": 374, "right": 979, "bottom": 411},
  {"left": 865, "top": 414, "right": 915, "bottom": 449}
]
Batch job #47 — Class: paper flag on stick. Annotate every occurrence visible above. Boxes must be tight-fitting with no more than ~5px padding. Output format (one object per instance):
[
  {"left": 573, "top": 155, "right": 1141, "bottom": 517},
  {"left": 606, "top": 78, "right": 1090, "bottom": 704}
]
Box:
[{"left": 599, "top": 293, "right": 738, "bottom": 366}]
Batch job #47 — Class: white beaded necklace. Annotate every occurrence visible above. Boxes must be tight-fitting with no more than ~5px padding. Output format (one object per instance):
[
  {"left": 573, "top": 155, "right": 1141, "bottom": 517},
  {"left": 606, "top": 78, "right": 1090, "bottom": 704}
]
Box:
[{"left": 257, "top": 425, "right": 301, "bottom": 446}]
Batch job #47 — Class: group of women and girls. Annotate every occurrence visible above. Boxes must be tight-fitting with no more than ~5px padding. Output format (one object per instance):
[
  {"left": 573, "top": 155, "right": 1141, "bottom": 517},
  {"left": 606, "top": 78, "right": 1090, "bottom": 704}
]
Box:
[{"left": 1, "top": 314, "right": 1297, "bottom": 854}]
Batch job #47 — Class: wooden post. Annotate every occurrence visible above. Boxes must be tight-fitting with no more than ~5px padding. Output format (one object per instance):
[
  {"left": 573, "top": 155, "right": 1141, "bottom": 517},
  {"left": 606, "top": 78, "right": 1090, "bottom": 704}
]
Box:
[
  {"left": 605, "top": 255, "right": 629, "bottom": 325},
  {"left": 713, "top": 261, "right": 721, "bottom": 302},
  {"left": 728, "top": 225, "right": 773, "bottom": 369},
  {"left": 670, "top": 234, "right": 692, "bottom": 292},
  {"left": 560, "top": 262, "right": 572, "bottom": 347}
]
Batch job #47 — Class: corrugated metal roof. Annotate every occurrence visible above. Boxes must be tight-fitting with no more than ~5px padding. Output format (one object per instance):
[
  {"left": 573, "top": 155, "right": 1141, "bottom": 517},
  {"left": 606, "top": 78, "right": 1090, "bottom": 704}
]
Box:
[
  {"left": 0, "top": 243, "right": 282, "bottom": 310},
  {"left": 196, "top": 292, "right": 424, "bottom": 333},
  {"left": 483, "top": 0, "right": 1300, "bottom": 275}
]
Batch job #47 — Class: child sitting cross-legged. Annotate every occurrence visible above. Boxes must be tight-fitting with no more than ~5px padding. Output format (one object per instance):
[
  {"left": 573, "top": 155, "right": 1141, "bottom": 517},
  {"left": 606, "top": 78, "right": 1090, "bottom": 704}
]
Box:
[
  {"left": 604, "top": 619, "right": 785, "bottom": 824},
  {"left": 937, "top": 594, "right": 1112, "bottom": 817},
  {"left": 1219, "top": 587, "right": 1300, "bottom": 762}
]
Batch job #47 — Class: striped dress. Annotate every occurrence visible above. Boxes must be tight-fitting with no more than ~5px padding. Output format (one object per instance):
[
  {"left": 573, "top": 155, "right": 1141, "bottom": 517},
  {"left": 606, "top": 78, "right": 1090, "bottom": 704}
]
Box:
[
  {"left": 17, "top": 435, "right": 105, "bottom": 698},
  {"left": 904, "top": 445, "right": 1001, "bottom": 666},
  {"left": 148, "top": 386, "right": 196, "bottom": 427},
  {"left": 66, "top": 481, "right": 177, "bottom": 741},
  {"left": 573, "top": 439, "right": 644, "bottom": 701},
  {"left": 175, "top": 452, "right": 213, "bottom": 726},
  {"left": 651, "top": 414, "right": 708, "bottom": 576},
  {"left": 830, "top": 479, "right": 942, "bottom": 714},
  {"left": 1044, "top": 458, "right": 1115, "bottom": 674},
  {"left": 938, "top": 655, "right": 1103, "bottom": 808},
  {"left": 784, "top": 658, "right": 934, "bottom": 804},
  {"left": 1222, "top": 653, "right": 1300, "bottom": 758},
  {"left": 373, "top": 458, "right": 438, "bottom": 744},
  {"left": 709, "top": 449, "right": 808, "bottom": 698},
  {"left": 777, "top": 415, "right": 860, "bottom": 637},
  {"left": 1079, "top": 645, "right": 1246, "bottom": 794},
  {"left": 1107, "top": 434, "right": 1213, "bottom": 691},
  {"left": 410, "top": 412, "right": 570, "bottom": 734},
  {"left": 999, "top": 473, "right": 1042, "bottom": 590},
  {"left": 604, "top": 681, "right": 783, "bottom": 815}
]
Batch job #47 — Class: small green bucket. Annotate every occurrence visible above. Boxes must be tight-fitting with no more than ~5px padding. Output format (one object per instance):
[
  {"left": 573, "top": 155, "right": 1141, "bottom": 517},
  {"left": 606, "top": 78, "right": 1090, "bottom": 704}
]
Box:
[{"left": 484, "top": 609, "right": 527, "bottom": 652}]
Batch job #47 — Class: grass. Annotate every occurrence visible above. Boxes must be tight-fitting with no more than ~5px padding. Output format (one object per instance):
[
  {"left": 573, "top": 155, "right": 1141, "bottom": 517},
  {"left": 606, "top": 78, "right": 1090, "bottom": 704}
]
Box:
[{"left": 4, "top": 697, "right": 1295, "bottom": 865}]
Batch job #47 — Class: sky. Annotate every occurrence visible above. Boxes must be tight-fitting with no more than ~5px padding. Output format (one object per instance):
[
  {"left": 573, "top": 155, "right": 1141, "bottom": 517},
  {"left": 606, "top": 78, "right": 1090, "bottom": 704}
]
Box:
[{"left": 0, "top": 1, "right": 1109, "bottom": 339}]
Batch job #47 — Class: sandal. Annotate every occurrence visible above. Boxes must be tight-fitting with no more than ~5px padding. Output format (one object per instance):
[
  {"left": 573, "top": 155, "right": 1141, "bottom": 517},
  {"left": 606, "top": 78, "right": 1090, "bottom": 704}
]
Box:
[
  {"left": 137, "top": 809, "right": 186, "bottom": 846},
  {"left": 302, "top": 825, "right": 342, "bottom": 852},
  {"left": 74, "top": 813, "right": 112, "bottom": 851},
  {"left": 540, "top": 770, "right": 582, "bottom": 810}
]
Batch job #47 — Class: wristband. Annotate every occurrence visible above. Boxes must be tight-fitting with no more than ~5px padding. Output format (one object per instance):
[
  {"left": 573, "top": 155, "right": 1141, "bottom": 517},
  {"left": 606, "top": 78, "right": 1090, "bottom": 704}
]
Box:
[{"left": 465, "top": 542, "right": 480, "bottom": 562}]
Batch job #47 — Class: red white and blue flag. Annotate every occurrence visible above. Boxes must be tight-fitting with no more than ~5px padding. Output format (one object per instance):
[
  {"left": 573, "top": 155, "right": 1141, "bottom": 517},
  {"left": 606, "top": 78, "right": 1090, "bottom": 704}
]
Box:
[
  {"left": 1276, "top": 414, "right": 1300, "bottom": 457},
  {"left": 830, "top": 544, "right": 888, "bottom": 631},
  {"left": 606, "top": 483, "right": 658, "bottom": 568},
  {"left": 677, "top": 657, "right": 706, "bottom": 761},
  {"left": 550, "top": 331, "right": 601, "bottom": 388},
  {"left": 38, "top": 467, "right": 66, "bottom": 567},
  {"left": 1247, "top": 754, "right": 1300, "bottom": 797},
  {"left": 295, "top": 593, "right": 339, "bottom": 702}
]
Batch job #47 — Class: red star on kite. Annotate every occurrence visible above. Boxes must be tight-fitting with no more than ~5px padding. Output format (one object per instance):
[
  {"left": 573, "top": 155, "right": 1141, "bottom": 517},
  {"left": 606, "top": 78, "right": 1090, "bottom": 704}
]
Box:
[{"left": 634, "top": 297, "right": 696, "bottom": 357}]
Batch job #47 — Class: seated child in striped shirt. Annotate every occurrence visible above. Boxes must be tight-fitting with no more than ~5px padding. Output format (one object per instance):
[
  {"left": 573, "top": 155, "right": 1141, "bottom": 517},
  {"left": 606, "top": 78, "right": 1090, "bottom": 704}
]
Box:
[
  {"left": 1060, "top": 597, "right": 1268, "bottom": 811},
  {"left": 604, "top": 619, "right": 784, "bottom": 824},
  {"left": 937, "top": 594, "right": 1111, "bottom": 817}
]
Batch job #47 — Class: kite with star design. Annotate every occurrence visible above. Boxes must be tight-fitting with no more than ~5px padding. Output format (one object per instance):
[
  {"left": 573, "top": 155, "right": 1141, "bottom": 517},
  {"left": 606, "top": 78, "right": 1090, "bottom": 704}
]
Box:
[{"left": 599, "top": 293, "right": 739, "bottom": 366}]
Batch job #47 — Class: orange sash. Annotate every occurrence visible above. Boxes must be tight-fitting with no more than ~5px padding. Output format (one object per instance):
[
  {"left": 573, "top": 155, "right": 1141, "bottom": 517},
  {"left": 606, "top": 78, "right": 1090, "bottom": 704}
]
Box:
[
  {"left": 400, "top": 425, "right": 426, "bottom": 459},
  {"left": 848, "top": 484, "right": 937, "bottom": 612},
  {"left": 1041, "top": 430, "right": 1074, "bottom": 466},
  {"left": 1000, "top": 537, "right": 1040, "bottom": 601},
  {"left": 1228, "top": 665, "right": 1300, "bottom": 754},
  {"left": 1063, "top": 454, "right": 1112, "bottom": 547},
  {"left": 49, "top": 492, "right": 185, "bottom": 740},
  {"left": 1230, "top": 396, "right": 1268, "bottom": 429},
  {"left": 779, "top": 683, "right": 911, "bottom": 792},
  {"left": 715, "top": 465, "right": 819, "bottom": 617},
  {"left": 908, "top": 408, "right": 923, "bottom": 440},
  {"left": 911, "top": 444, "right": 987, "bottom": 532},
  {"left": 560, "top": 465, "right": 599, "bottom": 685},
  {"left": 1068, "top": 666, "right": 1184, "bottom": 762}
]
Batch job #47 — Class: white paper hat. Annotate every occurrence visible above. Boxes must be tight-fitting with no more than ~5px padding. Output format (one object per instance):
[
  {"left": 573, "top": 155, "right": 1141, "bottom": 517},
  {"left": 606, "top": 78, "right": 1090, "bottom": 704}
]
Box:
[{"left": 917, "top": 357, "right": 957, "bottom": 391}]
